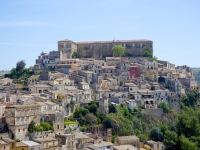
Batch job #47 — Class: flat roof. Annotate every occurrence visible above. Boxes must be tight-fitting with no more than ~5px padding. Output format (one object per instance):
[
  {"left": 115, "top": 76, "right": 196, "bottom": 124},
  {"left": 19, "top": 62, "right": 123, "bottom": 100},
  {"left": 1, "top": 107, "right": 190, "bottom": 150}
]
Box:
[
  {"left": 114, "top": 145, "right": 138, "bottom": 150},
  {"left": 116, "top": 135, "right": 139, "bottom": 141},
  {"left": 21, "top": 141, "right": 40, "bottom": 146},
  {"left": 0, "top": 140, "right": 8, "bottom": 145},
  {"left": 33, "top": 137, "right": 57, "bottom": 142},
  {"left": 76, "top": 39, "right": 152, "bottom": 44},
  {"left": 75, "top": 132, "right": 91, "bottom": 139},
  {"left": 16, "top": 142, "right": 28, "bottom": 147},
  {"left": 88, "top": 141, "right": 113, "bottom": 148}
]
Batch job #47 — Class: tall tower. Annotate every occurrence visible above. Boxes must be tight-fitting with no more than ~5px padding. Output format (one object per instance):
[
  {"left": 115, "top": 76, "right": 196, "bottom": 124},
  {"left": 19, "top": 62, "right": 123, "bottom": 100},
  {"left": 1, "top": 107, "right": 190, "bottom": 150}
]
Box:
[{"left": 57, "top": 39, "right": 77, "bottom": 60}]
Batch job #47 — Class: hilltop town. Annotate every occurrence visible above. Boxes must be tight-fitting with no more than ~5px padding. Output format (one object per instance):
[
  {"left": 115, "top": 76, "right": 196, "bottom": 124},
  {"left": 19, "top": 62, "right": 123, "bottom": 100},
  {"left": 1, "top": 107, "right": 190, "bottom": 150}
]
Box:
[{"left": 0, "top": 38, "right": 199, "bottom": 150}]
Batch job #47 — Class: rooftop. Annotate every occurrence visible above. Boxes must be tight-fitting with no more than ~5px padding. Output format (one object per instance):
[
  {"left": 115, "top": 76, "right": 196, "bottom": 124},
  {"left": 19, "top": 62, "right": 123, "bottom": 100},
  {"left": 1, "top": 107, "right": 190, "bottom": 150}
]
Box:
[
  {"left": 33, "top": 137, "right": 57, "bottom": 142},
  {"left": 113, "top": 145, "right": 138, "bottom": 150},
  {"left": 21, "top": 140, "right": 41, "bottom": 146},
  {"left": 76, "top": 39, "right": 152, "bottom": 44},
  {"left": 75, "top": 132, "right": 91, "bottom": 139},
  {"left": 88, "top": 141, "right": 113, "bottom": 148},
  {"left": 0, "top": 140, "right": 8, "bottom": 145},
  {"left": 116, "top": 135, "right": 139, "bottom": 141},
  {"left": 16, "top": 142, "right": 28, "bottom": 147}
]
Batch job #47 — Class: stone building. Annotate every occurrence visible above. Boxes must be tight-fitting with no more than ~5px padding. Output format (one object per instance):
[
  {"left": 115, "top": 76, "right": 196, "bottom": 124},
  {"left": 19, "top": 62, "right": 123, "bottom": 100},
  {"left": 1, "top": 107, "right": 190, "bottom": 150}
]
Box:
[
  {"left": 4, "top": 99, "right": 41, "bottom": 140},
  {"left": 98, "top": 98, "right": 109, "bottom": 114},
  {"left": 32, "top": 137, "right": 59, "bottom": 150},
  {"left": 0, "top": 140, "right": 9, "bottom": 150},
  {"left": 114, "top": 136, "right": 140, "bottom": 150},
  {"left": 58, "top": 39, "right": 153, "bottom": 59},
  {"left": 55, "top": 133, "right": 76, "bottom": 150},
  {"left": 34, "top": 51, "right": 60, "bottom": 73}
]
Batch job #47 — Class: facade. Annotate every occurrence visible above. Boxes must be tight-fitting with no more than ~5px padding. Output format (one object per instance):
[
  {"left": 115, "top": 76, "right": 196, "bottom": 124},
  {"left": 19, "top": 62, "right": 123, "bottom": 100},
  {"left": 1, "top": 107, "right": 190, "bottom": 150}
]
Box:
[
  {"left": 32, "top": 138, "right": 59, "bottom": 150},
  {"left": 5, "top": 100, "right": 41, "bottom": 140},
  {"left": 55, "top": 134, "right": 76, "bottom": 150},
  {"left": 0, "top": 140, "right": 9, "bottom": 150},
  {"left": 29, "top": 84, "right": 51, "bottom": 94},
  {"left": 114, "top": 136, "right": 140, "bottom": 150},
  {"left": 130, "top": 66, "right": 140, "bottom": 80},
  {"left": 57, "top": 39, "right": 153, "bottom": 59}
]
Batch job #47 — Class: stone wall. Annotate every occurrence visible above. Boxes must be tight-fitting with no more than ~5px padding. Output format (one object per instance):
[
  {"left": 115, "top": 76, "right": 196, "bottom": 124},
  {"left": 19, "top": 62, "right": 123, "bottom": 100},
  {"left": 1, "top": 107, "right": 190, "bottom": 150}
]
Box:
[{"left": 142, "top": 108, "right": 163, "bottom": 116}]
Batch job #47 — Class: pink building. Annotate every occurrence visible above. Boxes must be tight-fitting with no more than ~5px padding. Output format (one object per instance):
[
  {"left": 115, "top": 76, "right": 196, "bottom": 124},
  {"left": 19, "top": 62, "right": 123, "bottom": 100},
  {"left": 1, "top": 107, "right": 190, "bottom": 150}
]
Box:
[{"left": 130, "top": 66, "right": 140, "bottom": 79}]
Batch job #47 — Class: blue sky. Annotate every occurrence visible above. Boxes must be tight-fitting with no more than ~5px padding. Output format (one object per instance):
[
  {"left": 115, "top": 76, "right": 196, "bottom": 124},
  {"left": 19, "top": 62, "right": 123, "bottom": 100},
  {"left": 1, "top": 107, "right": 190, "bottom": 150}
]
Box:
[{"left": 0, "top": 0, "right": 200, "bottom": 70}]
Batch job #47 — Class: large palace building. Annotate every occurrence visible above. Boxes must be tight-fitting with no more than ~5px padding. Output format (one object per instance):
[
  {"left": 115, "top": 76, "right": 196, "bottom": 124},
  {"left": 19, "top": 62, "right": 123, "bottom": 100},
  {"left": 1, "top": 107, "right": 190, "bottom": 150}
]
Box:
[{"left": 58, "top": 39, "right": 153, "bottom": 59}]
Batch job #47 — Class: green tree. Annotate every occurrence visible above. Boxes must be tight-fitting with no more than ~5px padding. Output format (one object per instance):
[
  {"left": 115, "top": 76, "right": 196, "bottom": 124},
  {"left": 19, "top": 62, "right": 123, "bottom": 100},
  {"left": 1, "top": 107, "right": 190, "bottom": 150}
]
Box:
[
  {"left": 87, "top": 103, "right": 98, "bottom": 115},
  {"left": 16, "top": 60, "right": 26, "bottom": 72},
  {"left": 28, "top": 121, "right": 37, "bottom": 133},
  {"left": 149, "top": 127, "right": 163, "bottom": 142},
  {"left": 158, "top": 102, "right": 170, "bottom": 113},
  {"left": 164, "top": 130, "right": 178, "bottom": 150},
  {"left": 179, "top": 135, "right": 198, "bottom": 150},
  {"left": 143, "top": 50, "right": 152, "bottom": 57},
  {"left": 109, "top": 104, "right": 117, "bottom": 113},
  {"left": 150, "top": 56, "right": 158, "bottom": 61},
  {"left": 112, "top": 45, "right": 125, "bottom": 57},
  {"left": 72, "top": 51, "right": 78, "bottom": 58},
  {"left": 85, "top": 113, "right": 97, "bottom": 125}
]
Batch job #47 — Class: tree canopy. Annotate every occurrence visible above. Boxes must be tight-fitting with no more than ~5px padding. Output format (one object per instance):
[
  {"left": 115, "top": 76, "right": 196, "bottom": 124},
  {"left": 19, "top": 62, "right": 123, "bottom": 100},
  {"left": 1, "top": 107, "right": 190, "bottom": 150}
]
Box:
[
  {"left": 72, "top": 51, "right": 78, "bottom": 58},
  {"left": 158, "top": 102, "right": 170, "bottom": 113},
  {"left": 112, "top": 45, "right": 125, "bottom": 57},
  {"left": 16, "top": 60, "right": 26, "bottom": 72}
]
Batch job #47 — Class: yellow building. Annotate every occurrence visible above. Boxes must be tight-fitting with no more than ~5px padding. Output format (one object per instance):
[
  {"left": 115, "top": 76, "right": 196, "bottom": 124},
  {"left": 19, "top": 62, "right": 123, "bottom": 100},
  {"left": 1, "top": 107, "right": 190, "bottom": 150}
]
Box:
[
  {"left": 16, "top": 142, "right": 29, "bottom": 150},
  {"left": 28, "top": 75, "right": 39, "bottom": 84},
  {"left": 71, "top": 64, "right": 79, "bottom": 71},
  {"left": 146, "top": 69, "right": 158, "bottom": 82},
  {"left": 14, "top": 84, "right": 24, "bottom": 89},
  {"left": 102, "top": 80, "right": 111, "bottom": 90},
  {"left": 172, "top": 73, "right": 179, "bottom": 79}
]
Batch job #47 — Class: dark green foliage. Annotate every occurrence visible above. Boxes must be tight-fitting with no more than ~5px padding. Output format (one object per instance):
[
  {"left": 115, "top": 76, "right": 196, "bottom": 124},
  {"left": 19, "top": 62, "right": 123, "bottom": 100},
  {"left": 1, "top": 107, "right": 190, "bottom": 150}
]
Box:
[
  {"left": 73, "top": 107, "right": 89, "bottom": 118},
  {"left": 28, "top": 121, "right": 54, "bottom": 132},
  {"left": 180, "top": 91, "right": 197, "bottom": 107},
  {"left": 16, "top": 60, "right": 26, "bottom": 72},
  {"left": 164, "top": 130, "right": 178, "bottom": 150},
  {"left": 85, "top": 113, "right": 97, "bottom": 125},
  {"left": 151, "top": 86, "right": 155, "bottom": 90},
  {"left": 158, "top": 102, "right": 170, "bottom": 113},
  {"left": 4, "top": 60, "right": 34, "bottom": 87},
  {"left": 28, "top": 121, "right": 37, "bottom": 133},
  {"left": 149, "top": 127, "right": 163, "bottom": 142},
  {"left": 163, "top": 106, "right": 200, "bottom": 149},
  {"left": 72, "top": 51, "right": 78, "bottom": 58},
  {"left": 96, "top": 112, "right": 106, "bottom": 123},
  {"left": 109, "top": 104, "right": 117, "bottom": 113}
]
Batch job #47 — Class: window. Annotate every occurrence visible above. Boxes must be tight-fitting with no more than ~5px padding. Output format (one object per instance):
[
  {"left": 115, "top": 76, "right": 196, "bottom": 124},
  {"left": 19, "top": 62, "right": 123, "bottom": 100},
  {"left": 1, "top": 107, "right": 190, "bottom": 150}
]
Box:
[
  {"left": 18, "top": 129, "right": 20, "bottom": 132},
  {"left": 4, "top": 146, "right": 5, "bottom": 149},
  {"left": 12, "top": 144, "right": 14, "bottom": 148},
  {"left": 130, "top": 88, "right": 132, "bottom": 91}
]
